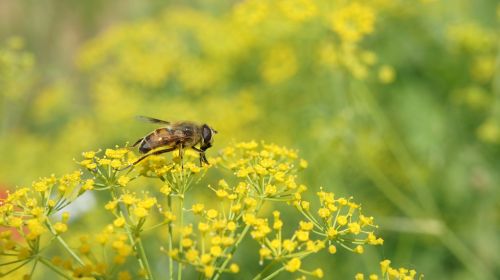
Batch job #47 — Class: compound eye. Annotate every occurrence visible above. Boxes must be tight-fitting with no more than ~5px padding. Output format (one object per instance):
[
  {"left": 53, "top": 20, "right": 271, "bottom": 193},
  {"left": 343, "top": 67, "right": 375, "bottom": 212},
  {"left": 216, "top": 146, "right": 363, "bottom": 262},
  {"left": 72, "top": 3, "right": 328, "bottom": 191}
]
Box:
[{"left": 202, "top": 125, "right": 212, "bottom": 144}]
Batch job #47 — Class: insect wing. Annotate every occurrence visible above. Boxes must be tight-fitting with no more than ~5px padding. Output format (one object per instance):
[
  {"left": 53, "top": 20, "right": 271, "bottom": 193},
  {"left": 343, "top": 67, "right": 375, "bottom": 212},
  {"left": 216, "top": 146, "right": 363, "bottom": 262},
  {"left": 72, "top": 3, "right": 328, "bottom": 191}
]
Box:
[{"left": 136, "top": 115, "right": 171, "bottom": 125}]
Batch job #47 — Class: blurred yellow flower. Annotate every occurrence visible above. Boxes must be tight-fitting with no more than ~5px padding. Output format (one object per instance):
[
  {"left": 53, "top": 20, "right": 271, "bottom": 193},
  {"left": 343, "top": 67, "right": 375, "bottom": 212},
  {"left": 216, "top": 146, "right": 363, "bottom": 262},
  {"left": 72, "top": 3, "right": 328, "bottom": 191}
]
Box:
[{"left": 331, "top": 3, "right": 376, "bottom": 43}]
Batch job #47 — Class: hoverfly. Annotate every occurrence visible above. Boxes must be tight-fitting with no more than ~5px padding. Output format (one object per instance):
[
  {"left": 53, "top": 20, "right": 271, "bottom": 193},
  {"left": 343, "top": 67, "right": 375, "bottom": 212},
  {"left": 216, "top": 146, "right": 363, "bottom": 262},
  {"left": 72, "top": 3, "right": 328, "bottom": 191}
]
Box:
[{"left": 131, "top": 116, "right": 217, "bottom": 166}]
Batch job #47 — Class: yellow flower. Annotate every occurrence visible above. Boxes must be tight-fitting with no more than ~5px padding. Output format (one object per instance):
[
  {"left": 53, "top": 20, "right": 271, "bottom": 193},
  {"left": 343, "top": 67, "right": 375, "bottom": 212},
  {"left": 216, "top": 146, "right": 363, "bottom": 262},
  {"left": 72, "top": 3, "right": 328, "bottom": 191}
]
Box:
[
  {"left": 216, "top": 189, "right": 229, "bottom": 198},
  {"left": 164, "top": 211, "right": 176, "bottom": 222},
  {"left": 117, "top": 176, "right": 130, "bottom": 187},
  {"left": 299, "top": 221, "right": 314, "bottom": 231},
  {"left": 273, "top": 219, "right": 283, "bottom": 230},
  {"left": 279, "top": 0, "right": 317, "bottom": 22},
  {"left": 259, "top": 247, "right": 271, "bottom": 259},
  {"left": 264, "top": 184, "right": 277, "bottom": 196},
  {"left": 380, "top": 259, "right": 391, "bottom": 274},
  {"left": 110, "top": 159, "right": 122, "bottom": 169},
  {"left": 204, "top": 266, "right": 215, "bottom": 278},
  {"left": 331, "top": 3, "right": 375, "bottom": 43},
  {"left": 213, "top": 219, "right": 227, "bottom": 230},
  {"left": 211, "top": 236, "right": 221, "bottom": 245},
  {"left": 222, "top": 236, "right": 235, "bottom": 246},
  {"left": 313, "top": 268, "right": 324, "bottom": 278},
  {"left": 296, "top": 230, "right": 309, "bottom": 242},
  {"left": 185, "top": 249, "right": 199, "bottom": 263},
  {"left": 198, "top": 222, "right": 209, "bottom": 232},
  {"left": 133, "top": 207, "right": 148, "bottom": 218},
  {"left": 236, "top": 168, "right": 251, "bottom": 177},
  {"left": 354, "top": 245, "right": 364, "bottom": 254},
  {"left": 181, "top": 238, "right": 193, "bottom": 248},
  {"left": 206, "top": 209, "right": 218, "bottom": 219},
  {"left": 82, "top": 151, "right": 96, "bottom": 159},
  {"left": 26, "top": 219, "right": 45, "bottom": 240},
  {"left": 227, "top": 221, "right": 237, "bottom": 231},
  {"left": 230, "top": 263, "right": 240, "bottom": 273},
  {"left": 355, "top": 273, "right": 364, "bottom": 280},
  {"left": 244, "top": 197, "right": 257, "bottom": 208},
  {"left": 328, "top": 245, "right": 337, "bottom": 254},
  {"left": 378, "top": 65, "right": 395, "bottom": 84},
  {"left": 121, "top": 194, "right": 137, "bottom": 205},
  {"left": 283, "top": 239, "right": 297, "bottom": 252},
  {"left": 318, "top": 207, "right": 331, "bottom": 218},
  {"left": 285, "top": 258, "right": 301, "bottom": 272},
  {"left": 231, "top": 203, "right": 242, "bottom": 213},
  {"left": 300, "top": 201, "right": 310, "bottom": 210},
  {"left": 337, "top": 215, "right": 348, "bottom": 226},
  {"left": 118, "top": 271, "right": 132, "bottom": 280},
  {"left": 160, "top": 184, "right": 172, "bottom": 195},
  {"left": 113, "top": 217, "right": 125, "bottom": 228},
  {"left": 138, "top": 197, "right": 157, "bottom": 209},
  {"left": 8, "top": 217, "right": 23, "bottom": 228},
  {"left": 181, "top": 226, "right": 193, "bottom": 236},
  {"left": 327, "top": 228, "right": 338, "bottom": 239},
  {"left": 33, "top": 181, "right": 49, "bottom": 193},
  {"left": 200, "top": 254, "right": 212, "bottom": 264},
  {"left": 210, "top": 245, "right": 222, "bottom": 256},
  {"left": 105, "top": 148, "right": 128, "bottom": 159},
  {"left": 218, "top": 179, "right": 229, "bottom": 188},
  {"left": 82, "top": 179, "right": 94, "bottom": 190},
  {"left": 348, "top": 222, "right": 361, "bottom": 235},
  {"left": 53, "top": 222, "right": 68, "bottom": 234},
  {"left": 105, "top": 200, "right": 118, "bottom": 210}
]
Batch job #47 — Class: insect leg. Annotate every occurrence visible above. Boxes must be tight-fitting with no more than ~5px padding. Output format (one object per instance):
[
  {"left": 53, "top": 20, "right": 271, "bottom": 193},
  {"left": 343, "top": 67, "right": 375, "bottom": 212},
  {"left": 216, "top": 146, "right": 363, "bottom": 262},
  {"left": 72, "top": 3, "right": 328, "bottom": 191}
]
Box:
[
  {"left": 179, "top": 143, "right": 184, "bottom": 169},
  {"left": 191, "top": 146, "right": 204, "bottom": 166},
  {"left": 201, "top": 153, "right": 209, "bottom": 165},
  {"left": 133, "top": 147, "right": 176, "bottom": 165}
]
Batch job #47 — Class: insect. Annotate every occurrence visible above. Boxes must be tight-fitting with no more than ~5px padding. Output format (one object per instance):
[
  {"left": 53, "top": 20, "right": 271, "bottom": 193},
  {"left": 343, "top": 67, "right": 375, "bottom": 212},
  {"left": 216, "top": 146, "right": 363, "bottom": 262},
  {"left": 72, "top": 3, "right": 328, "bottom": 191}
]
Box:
[{"left": 131, "top": 116, "right": 218, "bottom": 166}]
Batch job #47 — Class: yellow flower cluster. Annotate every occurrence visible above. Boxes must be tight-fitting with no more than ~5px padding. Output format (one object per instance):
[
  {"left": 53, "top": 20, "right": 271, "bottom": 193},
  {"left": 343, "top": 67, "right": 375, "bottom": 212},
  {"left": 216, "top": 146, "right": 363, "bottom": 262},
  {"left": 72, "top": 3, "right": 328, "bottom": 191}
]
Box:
[
  {"left": 0, "top": 142, "right": 412, "bottom": 279},
  {"left": 294, "top": 189, "right": 384, "bottom": 254},
  {"left": 162, "top": 211, "right": 241, "bottom": 278},
  {"left": 221, "top": 141, "right": 307, "bottom": 202},
  {"left": 355, "top": 259, "right": 423, "bottom": 280},
  {"left": 79, "top": 147, "right": 132, "bottom": 173},
  {"left": 446, "top": 21, "right": 499, "bottom": 144},
  {"left": 50, "top": 226, "right": 136, "bottom": 278},
  {"left": 77, "top": 0, "right": 394, "bottom": 99},
  {"left": 0, "top": 170, "right": 95, "bottom": 278},
  {"left": 331, "top": 2, "right": 376, "bottom": 43}
]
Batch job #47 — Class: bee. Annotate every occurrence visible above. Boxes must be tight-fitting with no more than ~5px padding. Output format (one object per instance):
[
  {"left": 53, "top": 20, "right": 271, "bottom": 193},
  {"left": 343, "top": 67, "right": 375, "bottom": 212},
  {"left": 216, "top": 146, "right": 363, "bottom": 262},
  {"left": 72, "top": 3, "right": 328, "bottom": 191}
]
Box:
[{"left": 131, "top": 116, "right": 217, "bottom": 166}]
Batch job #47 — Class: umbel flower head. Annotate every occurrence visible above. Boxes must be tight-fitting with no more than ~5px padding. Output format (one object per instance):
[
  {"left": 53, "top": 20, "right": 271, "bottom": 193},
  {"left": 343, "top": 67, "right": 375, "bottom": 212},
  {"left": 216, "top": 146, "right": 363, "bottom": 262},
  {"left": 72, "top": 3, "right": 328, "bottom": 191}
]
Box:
[
  {"left": 355, "top": 259, "right": 424, "bottom": 280},
  {"left": 0, "top": 141, "right": 397, "bottom": 280}
]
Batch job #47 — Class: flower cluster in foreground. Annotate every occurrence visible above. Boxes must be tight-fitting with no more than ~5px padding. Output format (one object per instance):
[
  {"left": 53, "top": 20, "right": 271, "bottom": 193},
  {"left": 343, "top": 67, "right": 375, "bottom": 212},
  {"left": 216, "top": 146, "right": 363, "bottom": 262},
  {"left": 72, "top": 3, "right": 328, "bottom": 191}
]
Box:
[
  {"left": 355, "top": 259, "right": 423, "bottom": 280},
  {"left": 0, "top": 142, "right": 421, "bottom": 279}
]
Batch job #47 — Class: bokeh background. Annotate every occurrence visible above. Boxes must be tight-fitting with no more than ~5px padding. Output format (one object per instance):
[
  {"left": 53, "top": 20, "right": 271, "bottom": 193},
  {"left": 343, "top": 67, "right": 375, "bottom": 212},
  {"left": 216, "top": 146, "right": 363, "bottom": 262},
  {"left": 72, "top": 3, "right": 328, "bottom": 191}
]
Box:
[{"left": 1, "top": 0, "right": 499, "bottom": 279}]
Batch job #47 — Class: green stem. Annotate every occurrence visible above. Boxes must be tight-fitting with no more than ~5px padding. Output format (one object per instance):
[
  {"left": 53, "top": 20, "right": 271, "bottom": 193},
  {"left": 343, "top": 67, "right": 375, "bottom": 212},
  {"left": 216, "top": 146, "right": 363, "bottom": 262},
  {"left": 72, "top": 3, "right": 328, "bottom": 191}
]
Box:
[
  {"left": 213, "top": 201, "right": 263, "bottom": 280},
  {"left": 112, "top": 188, "right": 154, "bottom": 280},
  {"left": 38, "top": 257, "right": 71, "bottom": 279},
  {"left": 168, "top": 195, "right": 174, "bottom": 280},
  {"left": 123, "top": 219, "right": 154, "bottom": 280},
  {"left": 45, "top": 221, "right": 85, "bottom": 266},
  {"left": 261, "top": 266, "right": 286, "bottom": 280},
  {"left": 252, "top": 261, "right": 277, "bottom": 280},
  {"left": 177, "top": 197, "right": 184, "bottom": 280},
  {"left": 29, "top": 258, "right": 38, "bottom": 278},
  {"left": 136, "top": 237, "right": 154, "bottom": 280}
]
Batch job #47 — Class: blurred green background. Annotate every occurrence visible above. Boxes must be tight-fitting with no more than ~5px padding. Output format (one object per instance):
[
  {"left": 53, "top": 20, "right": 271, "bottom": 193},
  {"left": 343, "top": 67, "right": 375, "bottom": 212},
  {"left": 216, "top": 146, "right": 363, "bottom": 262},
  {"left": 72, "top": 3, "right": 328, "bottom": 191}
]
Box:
[{"left": 0, "top": 0, "right": 499, "bottom": 279}]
